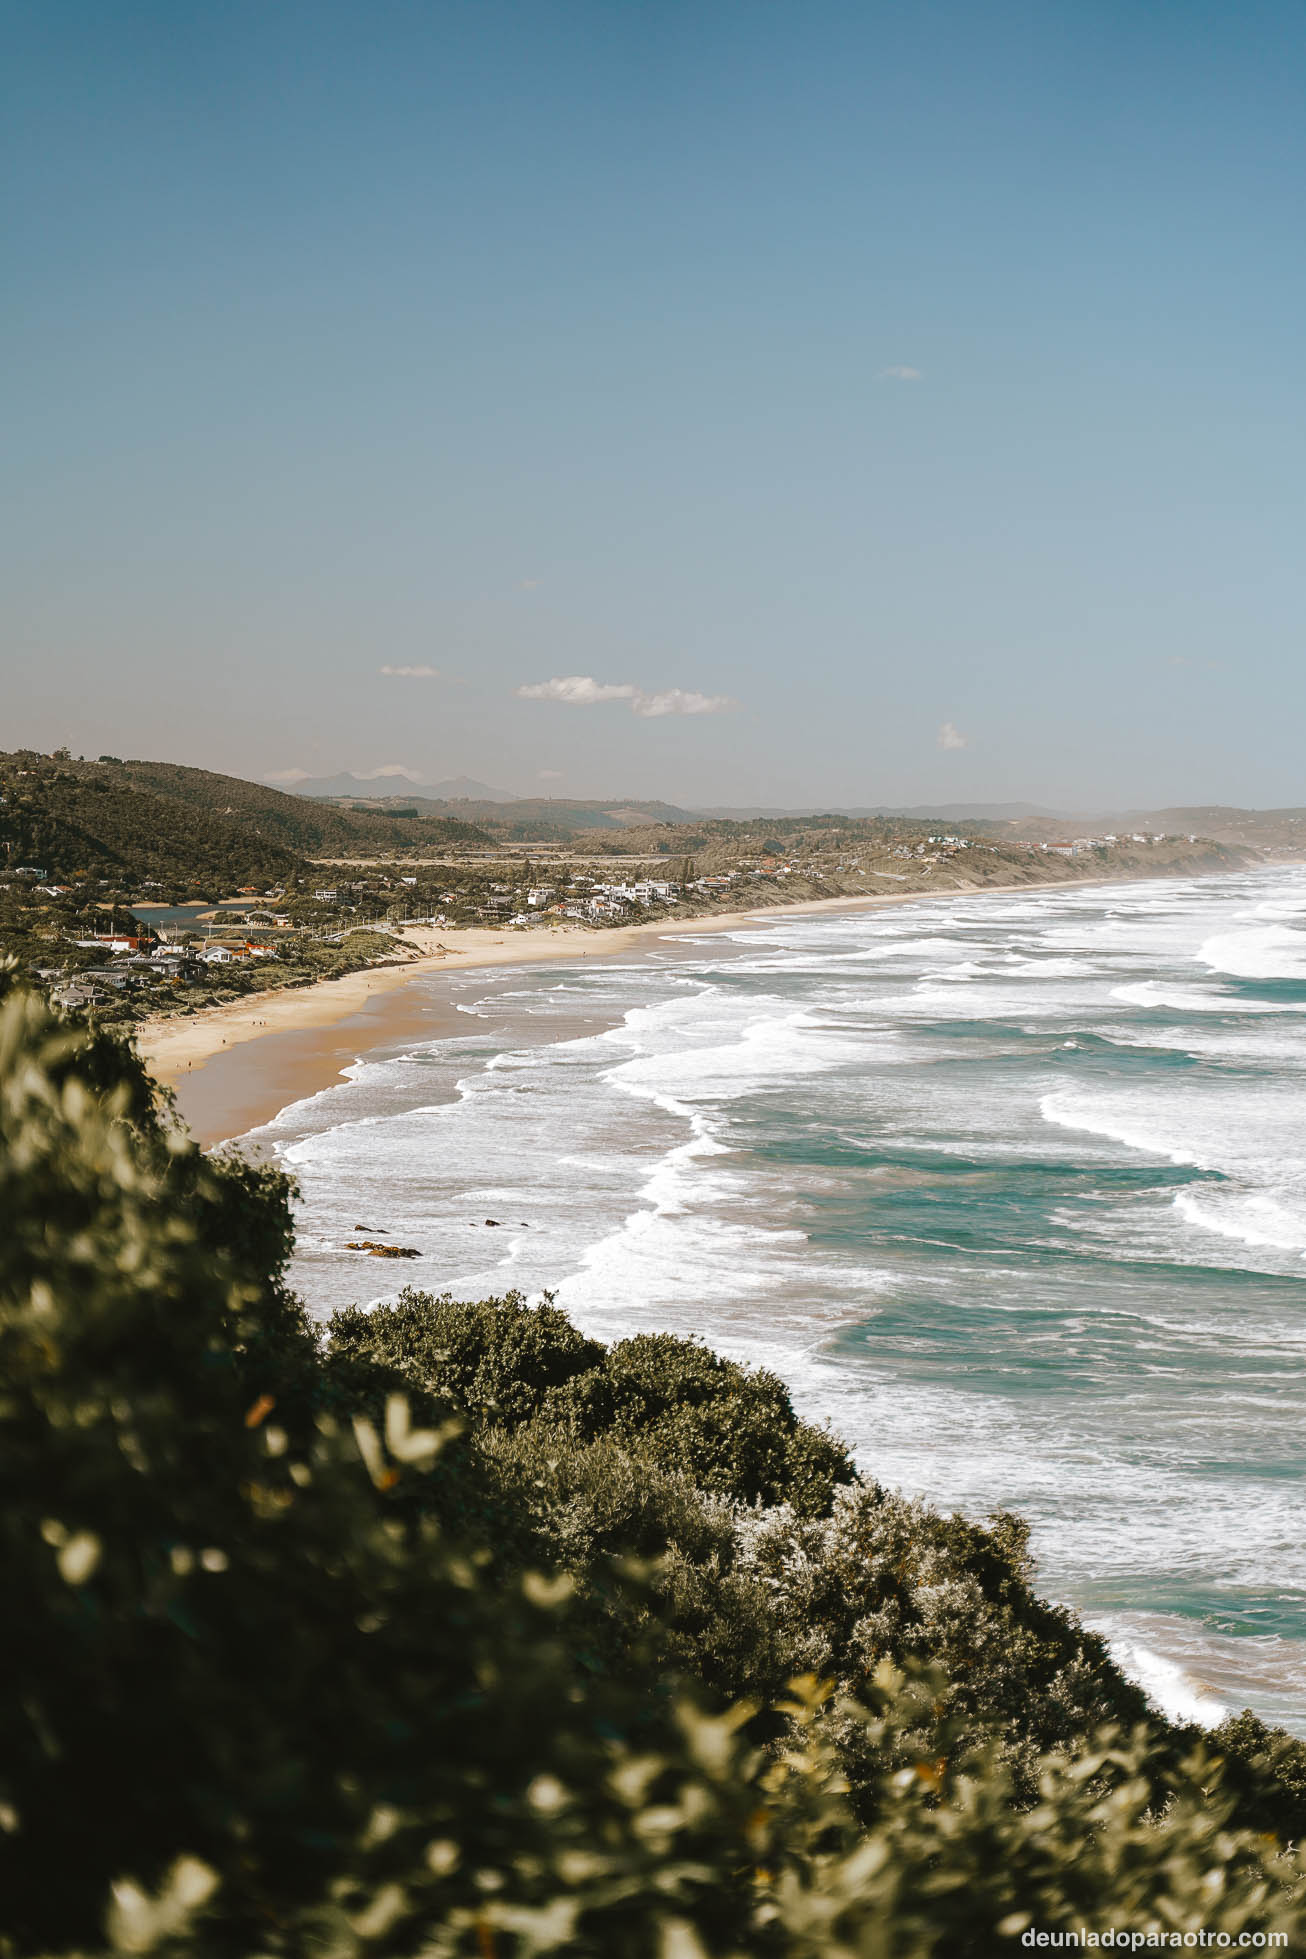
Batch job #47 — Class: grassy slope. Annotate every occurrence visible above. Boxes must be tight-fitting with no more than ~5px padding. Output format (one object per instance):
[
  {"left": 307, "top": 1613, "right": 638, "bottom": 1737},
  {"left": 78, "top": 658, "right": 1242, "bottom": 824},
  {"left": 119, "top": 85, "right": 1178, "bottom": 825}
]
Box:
[
  {"left": 1, "top": 761, "right": 302, "bottom": 887},
  {"left": 0, "top": 754, "right": 490, "bottom": 886}
]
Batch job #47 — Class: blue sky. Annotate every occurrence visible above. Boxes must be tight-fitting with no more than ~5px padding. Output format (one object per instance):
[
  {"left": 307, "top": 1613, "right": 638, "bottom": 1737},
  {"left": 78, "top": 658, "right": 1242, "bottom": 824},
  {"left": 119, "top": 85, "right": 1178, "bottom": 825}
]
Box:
[{"left": 5, "top": 0, "right": 1305, "bottom": 808}]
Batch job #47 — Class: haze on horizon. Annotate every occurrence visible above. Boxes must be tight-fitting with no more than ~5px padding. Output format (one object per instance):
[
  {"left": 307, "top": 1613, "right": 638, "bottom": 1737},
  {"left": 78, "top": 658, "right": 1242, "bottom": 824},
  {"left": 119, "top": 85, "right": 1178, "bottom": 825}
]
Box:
[{"left": 5, "top": 1, "right": 1305, "bottom": 812}]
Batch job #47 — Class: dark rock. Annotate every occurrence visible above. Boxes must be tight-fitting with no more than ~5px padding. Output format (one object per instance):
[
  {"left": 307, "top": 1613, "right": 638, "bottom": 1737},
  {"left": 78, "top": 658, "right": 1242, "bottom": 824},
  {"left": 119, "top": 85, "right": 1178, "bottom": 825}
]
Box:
[{"left": 345, "top": 1241, "right": 420, "bottom": 1258}]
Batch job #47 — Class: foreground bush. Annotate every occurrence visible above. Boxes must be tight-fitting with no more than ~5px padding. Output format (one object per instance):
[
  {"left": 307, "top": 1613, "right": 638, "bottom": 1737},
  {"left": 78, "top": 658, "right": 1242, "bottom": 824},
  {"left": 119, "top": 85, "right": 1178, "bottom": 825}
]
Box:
[{"left": 2, "top": 982, "right": 1304, "bottom": 1954}]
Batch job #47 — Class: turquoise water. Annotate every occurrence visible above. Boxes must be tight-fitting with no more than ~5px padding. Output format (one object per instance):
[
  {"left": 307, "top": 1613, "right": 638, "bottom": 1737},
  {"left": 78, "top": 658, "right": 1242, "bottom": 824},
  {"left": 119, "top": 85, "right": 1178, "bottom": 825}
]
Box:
[{"left": 243, "top": 866, "right": 1306, "bottom": 1732}]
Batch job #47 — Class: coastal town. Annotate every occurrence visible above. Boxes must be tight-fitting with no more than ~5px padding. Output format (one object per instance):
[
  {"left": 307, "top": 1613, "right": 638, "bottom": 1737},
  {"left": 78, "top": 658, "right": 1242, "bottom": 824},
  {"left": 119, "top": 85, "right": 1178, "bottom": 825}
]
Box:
[{"left": 3, "top": 824, "right": 1247, "bottom": 1032}]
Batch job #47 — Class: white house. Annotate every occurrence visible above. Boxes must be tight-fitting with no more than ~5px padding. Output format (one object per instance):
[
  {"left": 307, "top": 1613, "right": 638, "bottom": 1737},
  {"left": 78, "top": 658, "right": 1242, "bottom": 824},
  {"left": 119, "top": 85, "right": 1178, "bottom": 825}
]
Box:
[{"left": 52, "top": 980, "right": 108, "bottom": 1009}]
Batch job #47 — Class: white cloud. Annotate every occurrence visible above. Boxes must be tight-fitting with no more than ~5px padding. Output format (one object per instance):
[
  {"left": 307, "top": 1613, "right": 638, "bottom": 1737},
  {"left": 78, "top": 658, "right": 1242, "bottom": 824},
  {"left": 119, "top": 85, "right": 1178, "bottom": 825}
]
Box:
[
  {"left": 379, "top": 664, "right": 439, "bottom": 678},
  {"left": 517, "top": 676, "right": 639, "bottom": 707},
  {"left": 516, "top": 674, "right": 733, "bottom": 717},
  {"left": 537, "top": 768, "right": 564, "bottom": 780},
  {"left": 937, "top": 721, "right": 969, "bottom": 751},
  {"left": 633, "top": 688, "right": 732, "bottom": 718},
  {"left": 265, "top": 768, "right": 310, "bottom": 783},
  {"left": 879, "top": 365, "right": 922, "bottom": 381}
]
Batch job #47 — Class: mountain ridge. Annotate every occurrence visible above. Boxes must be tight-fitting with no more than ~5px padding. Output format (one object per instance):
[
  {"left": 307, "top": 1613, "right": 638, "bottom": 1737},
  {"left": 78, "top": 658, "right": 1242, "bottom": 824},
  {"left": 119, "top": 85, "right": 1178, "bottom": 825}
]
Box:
[{"left": 285, "top": 771, "right": 519, "bottom": 802}]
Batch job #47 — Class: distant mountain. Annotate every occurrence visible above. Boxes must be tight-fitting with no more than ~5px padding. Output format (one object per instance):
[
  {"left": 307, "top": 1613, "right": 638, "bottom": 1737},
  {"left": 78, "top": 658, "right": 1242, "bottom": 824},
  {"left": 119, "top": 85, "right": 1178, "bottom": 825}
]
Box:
[
  {"left": 287, "top": 771, "right": 518, "bottom": 803},
  {"left": 426, "top": 775, "right": 520, "bottom": 803},
  {"left": 872, "top": 802, "right": 1067, "bottom": 822},
  {"left": 477, "top": 797, "right": 694, "bottom": 835},
  {"left": 319, "top": 795, "right": 696, "bottom": 836},
  {"left": 693, "top": 801, "right": 1066, "bottom": 822}
]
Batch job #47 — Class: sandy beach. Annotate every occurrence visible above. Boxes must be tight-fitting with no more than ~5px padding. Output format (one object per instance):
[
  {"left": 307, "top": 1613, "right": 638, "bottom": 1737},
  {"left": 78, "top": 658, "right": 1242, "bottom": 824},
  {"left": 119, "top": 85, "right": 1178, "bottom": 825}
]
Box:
[{"left": 137, "top": 877, "right": 1121, "bottom": 1145}]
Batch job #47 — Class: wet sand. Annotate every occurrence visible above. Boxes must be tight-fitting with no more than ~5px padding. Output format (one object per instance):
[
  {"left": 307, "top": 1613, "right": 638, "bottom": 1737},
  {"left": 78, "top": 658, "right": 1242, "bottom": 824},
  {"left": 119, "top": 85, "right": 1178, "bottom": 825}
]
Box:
[{"left": 166, "top": 985, "right": 472, "bottom": 1148}]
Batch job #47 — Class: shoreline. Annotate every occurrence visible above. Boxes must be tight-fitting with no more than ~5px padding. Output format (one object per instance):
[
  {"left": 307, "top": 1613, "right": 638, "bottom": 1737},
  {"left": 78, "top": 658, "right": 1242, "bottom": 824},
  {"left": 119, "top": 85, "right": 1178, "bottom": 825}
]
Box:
[{"left": 140, "top": 870, "right": 1198, "bottom": 1145}]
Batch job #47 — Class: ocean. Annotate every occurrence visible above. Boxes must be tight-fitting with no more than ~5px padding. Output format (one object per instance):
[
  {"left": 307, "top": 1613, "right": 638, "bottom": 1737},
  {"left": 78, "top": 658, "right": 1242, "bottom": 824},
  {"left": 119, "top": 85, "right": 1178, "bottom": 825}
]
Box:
[{"left": 240, "top": 863, "right": 1306, "bottom": 1734}]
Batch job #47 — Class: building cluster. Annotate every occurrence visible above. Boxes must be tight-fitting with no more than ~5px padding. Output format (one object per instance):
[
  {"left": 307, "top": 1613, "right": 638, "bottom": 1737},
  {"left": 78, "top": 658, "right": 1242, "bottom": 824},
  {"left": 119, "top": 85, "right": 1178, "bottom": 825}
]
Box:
[
  {"left": 516, "top": 876, "right": 686, "bottom": 924},
  {"left": 5, "top": 854, "right": 456, "bottom": 1010},
  {"left": 37, "top": 935, "right": 283, "bottom": 1012},
  {"left": 1, "top": 870, "right": 321, "bottom": 1012},
  {"left": 1006, "top": 833, "right": 1170, "bottom": 857}
]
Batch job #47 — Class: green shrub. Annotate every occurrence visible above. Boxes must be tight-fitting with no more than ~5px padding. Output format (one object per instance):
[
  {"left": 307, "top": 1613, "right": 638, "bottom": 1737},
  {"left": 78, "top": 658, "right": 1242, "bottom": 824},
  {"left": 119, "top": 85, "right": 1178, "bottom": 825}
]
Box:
[
  {"left": 1210, "top": 1708, "right": 1306, "bottom": 1839},
  {"left": 328, "top": 1295, "right": 855, "bottom": 1517},
  {"left": 327, "top": 1289, "right": 606, "bottom": 1428}
]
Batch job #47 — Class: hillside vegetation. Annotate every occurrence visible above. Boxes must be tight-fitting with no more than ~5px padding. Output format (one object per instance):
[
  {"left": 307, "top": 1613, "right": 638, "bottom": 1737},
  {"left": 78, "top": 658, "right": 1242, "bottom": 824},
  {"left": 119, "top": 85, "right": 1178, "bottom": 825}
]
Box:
[
  {"left": 322, "top": 793, "right": 697, "bottom": 837},
  {"left": 1, "top": 754, "right": 301, "bottom": 887},
  {"left": 312, "top": 795, "right": 1255, "bottom": 882},
  {"left": 115, "top": 759, "right": 491, "bottom": 855},
  {"left": 2, "top": 977, "right": 1304, "bottom": 1955},
  {"left": 313, "top": 787, "right": 1306, "bottom": 855},
  {"left": 0, "top": 753, "right": 489, "bottom": 887}
]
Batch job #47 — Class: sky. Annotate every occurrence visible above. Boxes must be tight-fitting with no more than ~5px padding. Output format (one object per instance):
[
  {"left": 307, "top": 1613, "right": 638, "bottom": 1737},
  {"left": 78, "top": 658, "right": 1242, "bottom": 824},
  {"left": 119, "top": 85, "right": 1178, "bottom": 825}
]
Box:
[{"left": 5, "top": 0, "right": 1306, "bottom": 810}]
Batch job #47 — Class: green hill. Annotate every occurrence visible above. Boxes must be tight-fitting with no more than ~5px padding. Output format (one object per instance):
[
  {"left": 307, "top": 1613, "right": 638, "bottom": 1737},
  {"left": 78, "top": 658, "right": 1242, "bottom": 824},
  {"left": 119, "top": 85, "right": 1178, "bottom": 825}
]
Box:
[
  {"left": 114, "top": 759, "right": 490, "bottom": 855},
  {"left": 0, "top": 755, "right": 301, "bottom": 887},
  {"left": 0, "top": 753, "right": 489, "bottom": 889}
]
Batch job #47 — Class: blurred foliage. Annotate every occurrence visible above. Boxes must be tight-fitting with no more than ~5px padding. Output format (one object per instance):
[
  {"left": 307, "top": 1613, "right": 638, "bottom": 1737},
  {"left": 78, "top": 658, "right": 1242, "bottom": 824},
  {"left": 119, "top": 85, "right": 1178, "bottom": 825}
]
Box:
[{"left": 2, "top": 983, "right": 1305, "bottom": 1955}]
